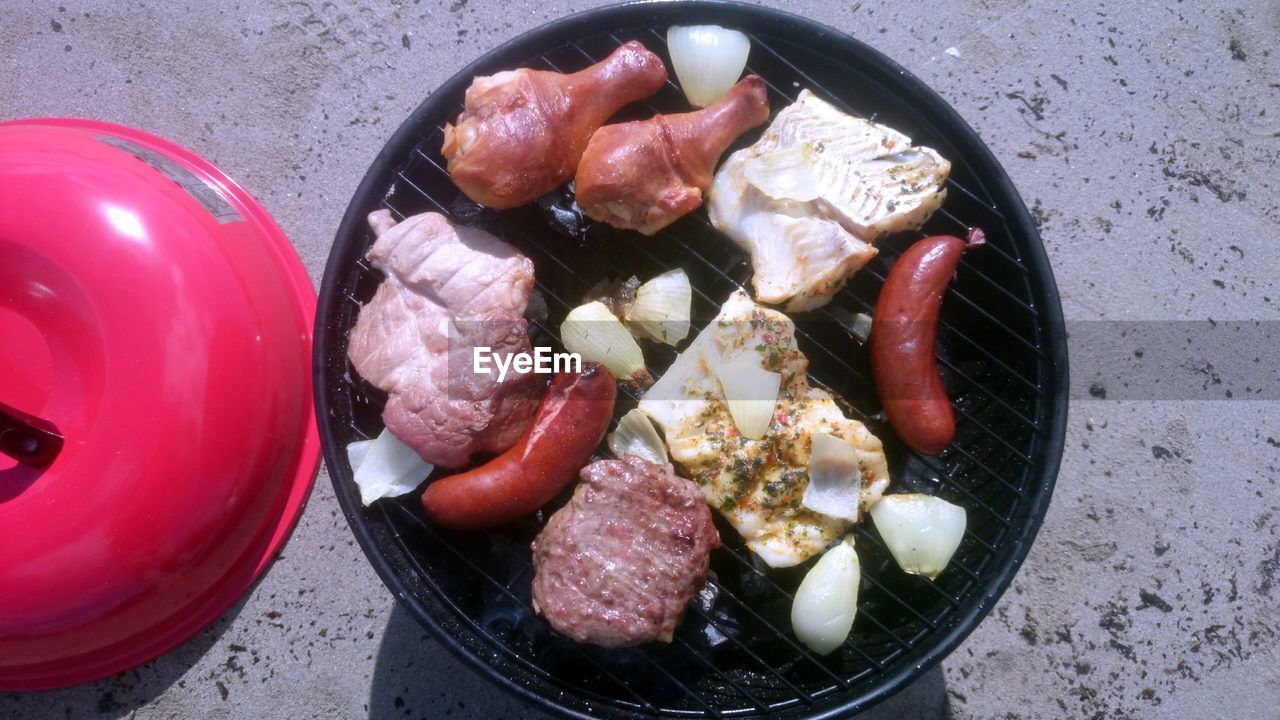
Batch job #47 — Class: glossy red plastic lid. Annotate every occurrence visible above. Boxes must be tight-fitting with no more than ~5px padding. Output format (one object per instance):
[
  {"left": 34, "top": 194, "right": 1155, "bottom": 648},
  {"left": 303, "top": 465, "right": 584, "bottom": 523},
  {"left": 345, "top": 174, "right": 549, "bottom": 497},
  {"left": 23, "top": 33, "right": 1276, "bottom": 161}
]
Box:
[{"left": 0, "top": 119, "right": 320, "bottom": 689}]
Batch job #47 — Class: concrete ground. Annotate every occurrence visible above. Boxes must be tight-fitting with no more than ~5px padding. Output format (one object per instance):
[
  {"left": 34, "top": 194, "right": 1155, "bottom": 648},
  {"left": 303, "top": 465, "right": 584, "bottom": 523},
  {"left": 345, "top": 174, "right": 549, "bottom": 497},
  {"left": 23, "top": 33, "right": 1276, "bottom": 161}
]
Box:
[{"left": 2, "top": 0, "right": 1278, "bottom": 718}]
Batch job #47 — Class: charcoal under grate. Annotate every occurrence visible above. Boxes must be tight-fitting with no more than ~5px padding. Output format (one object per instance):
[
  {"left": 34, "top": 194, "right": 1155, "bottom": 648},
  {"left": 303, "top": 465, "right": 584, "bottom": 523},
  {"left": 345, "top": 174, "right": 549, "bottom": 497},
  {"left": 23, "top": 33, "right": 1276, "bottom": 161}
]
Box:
[{"left": 315, "top": 3, "right": 1068, "bottom": 718}]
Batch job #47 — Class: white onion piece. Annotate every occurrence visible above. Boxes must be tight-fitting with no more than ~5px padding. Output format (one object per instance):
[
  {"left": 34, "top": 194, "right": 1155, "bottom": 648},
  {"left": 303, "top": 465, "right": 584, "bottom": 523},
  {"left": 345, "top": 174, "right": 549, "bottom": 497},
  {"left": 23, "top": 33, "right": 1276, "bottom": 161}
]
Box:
[
  {"left": 625, "top": 269, "right": 692, "bottom": 345},
  {"left": 743, "top": 145, "right": 822, "bottom": 202},
  {"left": 561, "top": 301, "right": 652, "bottom": 386},
  {"left": 352, "top": 428, "right": 434, "bottom": 506},
  {"left": 869, "top": 494, "right": 967, "bottom": 580},
  {"left": 791, "top": 538, "right": 860, "bottom": 655},
  {"left": 827, "top": 306, "right": 874, "bottom": 344},
  {"left": 608, "top": 409, "right": 669, "bottom": 466},
  {"left": 346, "top": 439, "right": 374, "bottom": 473},
  {"left": 713, "top": 356, "right": 781, "bottom": 440},
  {"left": 667, "top": 25, "right": 751, "bottom": 108},
  {"left": 850, "top": 312, "right": 873, "bottom": 343},
  {"left": 801, "top": 432, "right": 863, "bottom": 521}
]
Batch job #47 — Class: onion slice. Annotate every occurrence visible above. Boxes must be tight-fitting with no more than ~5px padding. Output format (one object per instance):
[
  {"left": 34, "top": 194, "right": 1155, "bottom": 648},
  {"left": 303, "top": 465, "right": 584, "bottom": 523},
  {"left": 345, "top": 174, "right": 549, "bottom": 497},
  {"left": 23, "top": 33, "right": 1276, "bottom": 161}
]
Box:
[
  {"left": 625, "top": 269, "right": 692, "bottom": 345},
  {"left": 850, "top": 312, "right": 873, "bottom": 343},
  {"left": 561, "top": 301, "right": 653, "bottom": 386},
  {"left": 351, "top": 428, "right": 434, "bottom": 506},
  {"left": 791, "top": 538, "right": 860, "bottom": 655},
  {"left": 608, "top": 408, "right": 669, "bottom": 466},
  {"left": 713, "top": 356, "right": 781, "bottom": 440},
  {"left": 868, "top": 494, "right": 967, "bottom": 580},
  {"left": 826, "top": 306, "right": 873, "bottom": 343},
  {"left": 346, "top": 439, "right": 374, "bottom": 474},
  {"left": 743, "top": 145, "right": 822, "bottom": 202},
  {"left": 801, "top": 432, "right": 863, "bottom": 521},
  {"left": 667, "top": 25, "right": 751, "bottom": 108}
]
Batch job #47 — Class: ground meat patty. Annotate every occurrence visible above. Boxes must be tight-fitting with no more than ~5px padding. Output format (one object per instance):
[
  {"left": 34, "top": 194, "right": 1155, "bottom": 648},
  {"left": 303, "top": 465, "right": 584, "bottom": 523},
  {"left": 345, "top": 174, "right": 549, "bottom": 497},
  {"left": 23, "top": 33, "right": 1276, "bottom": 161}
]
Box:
[{"left": 531, "top": 455, "right": 720, "bottom": 647}]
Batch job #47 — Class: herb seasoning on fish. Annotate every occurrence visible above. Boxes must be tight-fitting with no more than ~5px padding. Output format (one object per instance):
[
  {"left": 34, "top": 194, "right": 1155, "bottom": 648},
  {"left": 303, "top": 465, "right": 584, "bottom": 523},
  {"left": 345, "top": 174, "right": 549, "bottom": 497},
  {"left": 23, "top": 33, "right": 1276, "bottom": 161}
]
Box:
[{"left": 641, "top": 291, "right": 891, "bottom": 568}]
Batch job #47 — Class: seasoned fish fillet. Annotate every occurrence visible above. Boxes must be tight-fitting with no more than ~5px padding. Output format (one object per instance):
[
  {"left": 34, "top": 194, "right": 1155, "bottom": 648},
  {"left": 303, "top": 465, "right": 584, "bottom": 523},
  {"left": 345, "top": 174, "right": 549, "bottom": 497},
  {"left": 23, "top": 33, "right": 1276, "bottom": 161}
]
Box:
[
  {"left": 707, "top": 90, "right": 950, "bottom": 311},
  {"left": 639, "top": 291, "right": 890, "bottom": 567}
]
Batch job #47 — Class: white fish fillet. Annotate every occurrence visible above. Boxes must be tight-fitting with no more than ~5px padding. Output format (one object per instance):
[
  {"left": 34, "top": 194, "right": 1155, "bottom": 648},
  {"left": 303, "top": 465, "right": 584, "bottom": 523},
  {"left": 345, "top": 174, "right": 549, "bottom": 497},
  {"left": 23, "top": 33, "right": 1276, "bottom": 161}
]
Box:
[
  {"left": 639, "top": 291, "right": 890, "bottom": 567},
  {"left": 708, "top": 90, "right": 950, "bottom": 311}
]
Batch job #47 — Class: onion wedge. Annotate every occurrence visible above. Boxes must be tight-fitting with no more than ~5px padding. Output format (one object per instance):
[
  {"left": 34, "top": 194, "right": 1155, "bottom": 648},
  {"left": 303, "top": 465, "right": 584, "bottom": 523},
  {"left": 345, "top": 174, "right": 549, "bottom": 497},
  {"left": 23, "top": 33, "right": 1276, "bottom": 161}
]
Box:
[
  {"left": 712, "top": 356, "right": 781, "bottom": 440},
  {"left": 667, "top": 25, "right": 751, "bottom": 108},
  {"left": 351, "top": 428, "right": 434, "bottom": 506},
  {"left": 791, "top": 538, "right": 860, "bottom": 655},
  {"left": 869, "top": 494, "right": 966, "bottom": 579},
  {"left": 561, "top": 301, "right": 653, "bottom": 386},
  {"left": 608, "top": 408, "right": 669, "bottom": 466},
  {"left": 801, "top": 432, "right": 863, "bottom": 521},
  {"left": 625, "top": 269, "right": 692, "bottom": 345}
]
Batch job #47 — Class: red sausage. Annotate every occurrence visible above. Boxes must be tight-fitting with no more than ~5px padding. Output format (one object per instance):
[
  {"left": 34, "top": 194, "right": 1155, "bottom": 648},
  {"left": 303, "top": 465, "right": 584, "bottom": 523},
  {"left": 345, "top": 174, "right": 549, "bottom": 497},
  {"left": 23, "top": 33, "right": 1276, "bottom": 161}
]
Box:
[
  {"left": 421, "top": 363, "right": 617, "bottom": 530},
  {"left": 871, "top": 229, "right": 984, "bottom": 455}
]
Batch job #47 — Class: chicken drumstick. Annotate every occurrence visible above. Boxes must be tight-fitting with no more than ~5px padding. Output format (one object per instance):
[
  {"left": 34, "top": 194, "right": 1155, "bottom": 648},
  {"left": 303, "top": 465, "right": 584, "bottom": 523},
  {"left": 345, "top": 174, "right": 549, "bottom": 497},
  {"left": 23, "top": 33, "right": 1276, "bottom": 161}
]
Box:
[
  {"left": 442, "top": 41, "right": 667, "bottom": 209},
  {"left": 574, "top": 75, "right": 770, "bottom": 236}
]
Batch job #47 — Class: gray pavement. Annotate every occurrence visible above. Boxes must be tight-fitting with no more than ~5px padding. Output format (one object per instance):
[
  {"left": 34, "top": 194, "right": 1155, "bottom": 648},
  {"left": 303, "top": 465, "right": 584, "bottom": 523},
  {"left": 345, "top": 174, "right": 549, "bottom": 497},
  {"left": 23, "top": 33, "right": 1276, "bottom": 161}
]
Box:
[{"left": 2, "top": 0, "right": 1278, "bottom": 718}]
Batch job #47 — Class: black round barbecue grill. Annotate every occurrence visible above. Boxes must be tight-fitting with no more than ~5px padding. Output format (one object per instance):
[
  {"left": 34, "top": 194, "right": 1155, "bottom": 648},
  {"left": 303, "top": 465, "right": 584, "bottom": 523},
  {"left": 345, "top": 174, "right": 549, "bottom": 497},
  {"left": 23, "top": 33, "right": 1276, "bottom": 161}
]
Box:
[{"left": 315, "top": 2, "right": 1069, "bottom": 717}]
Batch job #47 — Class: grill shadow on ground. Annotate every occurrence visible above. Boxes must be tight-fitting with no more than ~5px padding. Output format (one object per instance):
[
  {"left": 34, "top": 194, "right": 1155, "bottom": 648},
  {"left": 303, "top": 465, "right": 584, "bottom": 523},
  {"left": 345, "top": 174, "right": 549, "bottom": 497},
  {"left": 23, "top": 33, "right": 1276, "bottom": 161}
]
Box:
[{"left": 369, "top": 603, "right": 951, "bottom": 719}]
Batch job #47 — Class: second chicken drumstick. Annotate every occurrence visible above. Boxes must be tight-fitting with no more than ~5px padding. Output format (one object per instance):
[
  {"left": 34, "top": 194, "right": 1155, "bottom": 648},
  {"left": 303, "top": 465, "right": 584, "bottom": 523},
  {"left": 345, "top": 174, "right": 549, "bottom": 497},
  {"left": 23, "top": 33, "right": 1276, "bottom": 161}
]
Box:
[{"left": 574, "top": 75, "right": 770, "bottom": 236}]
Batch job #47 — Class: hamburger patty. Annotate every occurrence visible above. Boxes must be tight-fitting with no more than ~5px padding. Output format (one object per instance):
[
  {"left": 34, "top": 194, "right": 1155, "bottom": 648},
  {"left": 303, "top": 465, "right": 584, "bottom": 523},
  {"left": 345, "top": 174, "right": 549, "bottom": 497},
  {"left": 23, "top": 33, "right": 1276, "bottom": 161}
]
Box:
[{"left": 531, "top": 455, "right": 720, "bottom": 646}]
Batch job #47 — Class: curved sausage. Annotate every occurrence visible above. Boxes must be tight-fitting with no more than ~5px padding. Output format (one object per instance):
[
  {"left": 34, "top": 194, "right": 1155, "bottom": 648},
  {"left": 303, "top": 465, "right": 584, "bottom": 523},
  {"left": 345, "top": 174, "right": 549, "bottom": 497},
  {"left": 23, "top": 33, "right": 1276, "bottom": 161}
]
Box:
[
  {"left": 421, "top": 363, "right": 617, "bottom": 530},
  {"left": 871, "top": 229, "right": 984, "bottom": 455}
]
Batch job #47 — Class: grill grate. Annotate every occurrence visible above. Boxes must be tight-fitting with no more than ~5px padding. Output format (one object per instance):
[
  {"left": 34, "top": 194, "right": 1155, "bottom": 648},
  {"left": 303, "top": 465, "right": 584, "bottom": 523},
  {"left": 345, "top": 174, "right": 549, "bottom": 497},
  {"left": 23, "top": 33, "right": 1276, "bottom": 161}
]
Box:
[{"left": 315, "top": 3, "right": 1067, "bottom": 718}]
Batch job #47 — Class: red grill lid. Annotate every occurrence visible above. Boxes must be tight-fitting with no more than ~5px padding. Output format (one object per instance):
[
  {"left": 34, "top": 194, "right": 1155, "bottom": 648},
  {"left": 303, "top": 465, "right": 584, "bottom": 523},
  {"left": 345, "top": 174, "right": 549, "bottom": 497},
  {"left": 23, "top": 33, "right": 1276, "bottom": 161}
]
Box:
[{"left": 0, "top": 119, "right": 320, "bottom": 689}]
